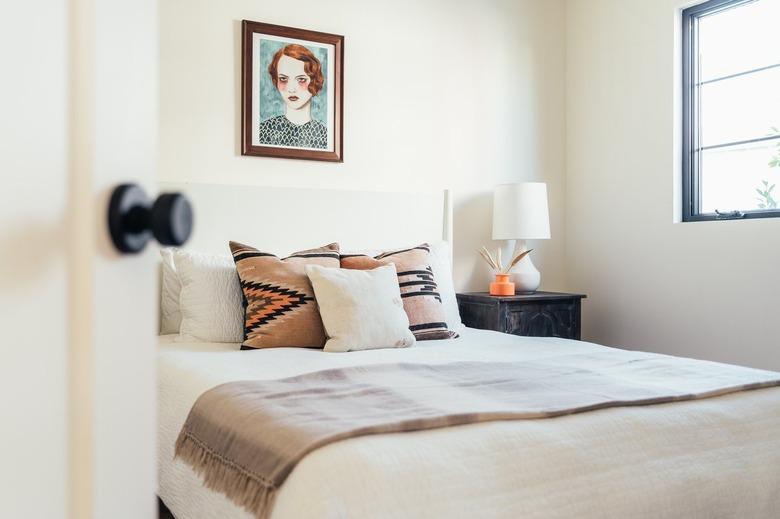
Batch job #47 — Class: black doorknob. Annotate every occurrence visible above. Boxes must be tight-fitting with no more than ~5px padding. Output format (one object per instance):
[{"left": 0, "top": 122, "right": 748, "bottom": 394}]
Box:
[{"left": 108, "top": 184, "right": 193, "bottom": 253}]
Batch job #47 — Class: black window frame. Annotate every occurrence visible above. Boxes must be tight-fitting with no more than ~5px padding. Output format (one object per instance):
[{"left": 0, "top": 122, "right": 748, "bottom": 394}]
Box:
[{"left": 681, "top": 0, "right": 780, "bottom": 222}]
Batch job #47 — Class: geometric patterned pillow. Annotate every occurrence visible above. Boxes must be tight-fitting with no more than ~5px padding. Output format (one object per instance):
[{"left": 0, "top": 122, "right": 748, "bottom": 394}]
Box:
[
  {"left": 229, "top": 241, "right": 340, "bottom": 349},
  {"left": 340, "top": 243, "right": 458, "bottom": 341}
]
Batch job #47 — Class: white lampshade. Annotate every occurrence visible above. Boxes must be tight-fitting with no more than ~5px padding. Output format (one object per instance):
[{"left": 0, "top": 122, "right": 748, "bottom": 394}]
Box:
[{"left": 492, "top": 182, "right": 551, "bottom": 240}]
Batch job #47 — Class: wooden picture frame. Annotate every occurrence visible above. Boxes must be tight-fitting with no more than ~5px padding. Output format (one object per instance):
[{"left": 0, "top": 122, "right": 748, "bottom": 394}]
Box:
[{"left": 241, "top": 20, "right": 344, "bottom": 162}]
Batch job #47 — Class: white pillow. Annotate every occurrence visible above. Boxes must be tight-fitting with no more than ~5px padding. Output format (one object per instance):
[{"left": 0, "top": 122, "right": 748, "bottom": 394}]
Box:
[
  {"left": 306, "top": 264, "right": 416, "bottom": 353},
  {"left": 428, "top": 241, "right": 464, "bottom": 333},
  {"left": 159, "top": 248, "right": 182, "bottom": 334},
  {"left": 173, "top": 249, "right": 244, "bottom": 343}
]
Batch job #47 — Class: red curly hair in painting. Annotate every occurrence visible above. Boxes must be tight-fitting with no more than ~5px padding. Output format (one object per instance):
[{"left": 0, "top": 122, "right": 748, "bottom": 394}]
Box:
[{"left": 268, "top": 44, "right": 324, "bottom": 96}]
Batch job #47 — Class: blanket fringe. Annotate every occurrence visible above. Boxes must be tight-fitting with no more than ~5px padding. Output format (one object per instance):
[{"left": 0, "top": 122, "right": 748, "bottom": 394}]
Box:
[{"left": 175, "top": 429, "right": 277, "bottom": 519}]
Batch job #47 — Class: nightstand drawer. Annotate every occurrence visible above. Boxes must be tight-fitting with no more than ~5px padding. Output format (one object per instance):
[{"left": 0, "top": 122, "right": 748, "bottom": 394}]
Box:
[
  {"left": 458, "top": 300, "right": 502, "bottom": 330},
  {"left": 456, "top": 291, "right": 586, "bottom": 340},
  {"left": 505, "top": 302, "right": 577, "bottom": 339}
]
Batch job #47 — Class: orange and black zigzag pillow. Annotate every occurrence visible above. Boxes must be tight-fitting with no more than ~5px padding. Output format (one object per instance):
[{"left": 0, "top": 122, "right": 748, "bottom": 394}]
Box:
[{"left": 230, "top": 241, "right": 340, "bottom": 349}]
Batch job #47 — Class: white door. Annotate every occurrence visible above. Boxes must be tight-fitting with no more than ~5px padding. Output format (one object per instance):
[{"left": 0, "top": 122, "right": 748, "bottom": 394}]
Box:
[{"left": 1, "top": 1, "right": 158, "bottom": 518}]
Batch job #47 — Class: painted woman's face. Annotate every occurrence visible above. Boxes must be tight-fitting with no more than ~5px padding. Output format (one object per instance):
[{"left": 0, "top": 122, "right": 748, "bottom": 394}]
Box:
[{"left": 276, "top": 55, "right": 313, "bottom": 110}]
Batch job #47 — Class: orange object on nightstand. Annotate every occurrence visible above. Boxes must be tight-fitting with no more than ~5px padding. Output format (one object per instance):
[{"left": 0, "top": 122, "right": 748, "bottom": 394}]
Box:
[{"left": 489, "top": 274, "right": 515, "bottom": 296}]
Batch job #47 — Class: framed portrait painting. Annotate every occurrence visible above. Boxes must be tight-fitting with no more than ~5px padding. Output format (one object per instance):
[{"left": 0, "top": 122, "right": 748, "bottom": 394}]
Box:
[{"left": 242, "top": 20, "right": 344, "bottom": 162}]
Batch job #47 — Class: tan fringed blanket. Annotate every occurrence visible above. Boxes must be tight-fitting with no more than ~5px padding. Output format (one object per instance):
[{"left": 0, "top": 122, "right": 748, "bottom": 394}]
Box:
[{"left": 175, "top": 354, "right": 780, "bottom": 519}]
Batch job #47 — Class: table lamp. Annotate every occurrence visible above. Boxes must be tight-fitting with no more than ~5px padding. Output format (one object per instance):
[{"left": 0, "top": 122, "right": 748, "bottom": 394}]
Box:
[{"left": 492, "top": 182, "right": 550, "bottom": 293}]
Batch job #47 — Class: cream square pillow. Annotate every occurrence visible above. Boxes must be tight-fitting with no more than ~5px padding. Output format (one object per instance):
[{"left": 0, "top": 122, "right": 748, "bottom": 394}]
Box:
[{"left": 305, "top": 264, "right": 416, "bottom": 353}]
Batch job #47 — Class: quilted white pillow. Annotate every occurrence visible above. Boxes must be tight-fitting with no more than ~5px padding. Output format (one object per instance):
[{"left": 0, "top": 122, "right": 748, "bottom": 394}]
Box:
[
  {"left": 173, "top": 249, "right": 244, "bottom": 343},
  {"left": 159, "top": 248, "right": 182, "bottom": 335},
  {"left": 306, "top": 264, "right": 416, "bottom": 353}
]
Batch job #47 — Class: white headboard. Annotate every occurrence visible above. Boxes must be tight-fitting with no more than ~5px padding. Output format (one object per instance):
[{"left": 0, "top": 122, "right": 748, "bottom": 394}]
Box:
[{"left": 159, "top": 182, "right": 452, "bottom": 257}]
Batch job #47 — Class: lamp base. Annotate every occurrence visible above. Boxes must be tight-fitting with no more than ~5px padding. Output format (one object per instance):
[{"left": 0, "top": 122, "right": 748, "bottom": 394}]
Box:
[{"left": 507, "top": 241, "right": 541, "bottom": 293}]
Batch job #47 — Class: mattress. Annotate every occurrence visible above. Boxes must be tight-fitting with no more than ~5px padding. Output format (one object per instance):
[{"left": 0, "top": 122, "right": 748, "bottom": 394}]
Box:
[{"left": 158, "top": 328, "right": 780, "bottom": 519}]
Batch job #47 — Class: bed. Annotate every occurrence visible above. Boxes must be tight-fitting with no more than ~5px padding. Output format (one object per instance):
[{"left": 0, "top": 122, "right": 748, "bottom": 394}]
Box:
[{"left": 157, "top": 183, "right": 780, "bottom": 518}]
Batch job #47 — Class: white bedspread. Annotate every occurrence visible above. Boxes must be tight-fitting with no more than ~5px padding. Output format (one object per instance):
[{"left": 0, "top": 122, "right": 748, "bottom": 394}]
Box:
[{"left": 158, "top": 329, "right": 780, "bottom": 519}]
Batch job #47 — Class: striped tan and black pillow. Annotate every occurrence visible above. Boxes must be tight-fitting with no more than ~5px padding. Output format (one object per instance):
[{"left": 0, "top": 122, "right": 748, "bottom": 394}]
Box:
[
  {"left": 340, "top": 244, "right": 458, "bottom": 341},
  {"left": 230, "top": 241, "right": 340, "bottom": 349}
]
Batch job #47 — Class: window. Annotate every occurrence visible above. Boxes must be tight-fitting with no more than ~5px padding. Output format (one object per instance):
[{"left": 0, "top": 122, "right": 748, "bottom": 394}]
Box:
[{"left": 682, "top": 0, "right": 780, "bottom": 221}]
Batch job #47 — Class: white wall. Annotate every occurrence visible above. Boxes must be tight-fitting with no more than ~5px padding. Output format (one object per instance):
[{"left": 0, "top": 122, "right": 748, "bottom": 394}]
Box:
[
  {"left": 566, "top": 0, "right": 780, "bottom": 370},
  {"left": 159, "top": 0, "right": 567, "bottom": 292}
]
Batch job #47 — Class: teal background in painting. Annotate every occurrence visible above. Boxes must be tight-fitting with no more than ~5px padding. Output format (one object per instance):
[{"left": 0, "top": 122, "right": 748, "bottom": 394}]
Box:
[{"left": 258, "top": 39, "right": 328, "bottom": 124}]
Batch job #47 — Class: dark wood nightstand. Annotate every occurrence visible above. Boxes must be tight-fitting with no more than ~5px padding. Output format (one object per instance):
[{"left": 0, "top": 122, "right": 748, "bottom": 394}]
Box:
[{"left": 456, "top": 291, "right": 586, "bottom": 340}]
